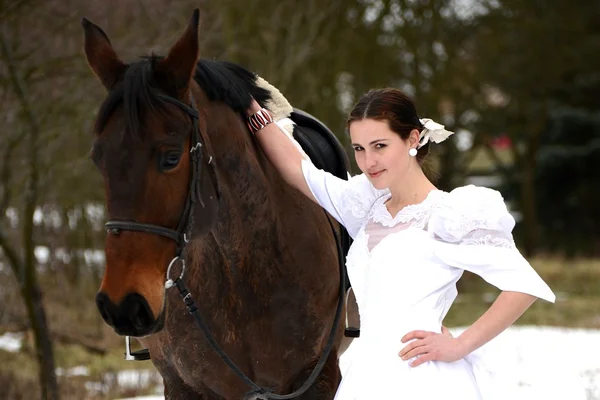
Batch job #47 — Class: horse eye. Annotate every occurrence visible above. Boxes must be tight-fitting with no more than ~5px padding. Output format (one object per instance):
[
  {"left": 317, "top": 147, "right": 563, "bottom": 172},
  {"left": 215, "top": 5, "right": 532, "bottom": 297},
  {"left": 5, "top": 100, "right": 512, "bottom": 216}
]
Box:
[{"left": 161, "top": 151, "right": 181, "bottom": 171}]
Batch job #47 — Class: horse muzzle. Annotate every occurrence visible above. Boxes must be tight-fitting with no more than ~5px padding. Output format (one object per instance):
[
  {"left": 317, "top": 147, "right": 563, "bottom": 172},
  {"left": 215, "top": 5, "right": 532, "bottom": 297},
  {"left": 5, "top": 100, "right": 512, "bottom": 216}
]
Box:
[{"left": 96, "top": 292, "right": 164, "bottom": 336}]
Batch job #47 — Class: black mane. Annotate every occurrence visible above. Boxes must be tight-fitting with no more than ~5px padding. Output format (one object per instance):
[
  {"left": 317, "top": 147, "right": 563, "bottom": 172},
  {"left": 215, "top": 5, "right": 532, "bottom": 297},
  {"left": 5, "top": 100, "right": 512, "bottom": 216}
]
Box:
[{"left": 94, "top": 56, "right": 272, "bottom": 134}]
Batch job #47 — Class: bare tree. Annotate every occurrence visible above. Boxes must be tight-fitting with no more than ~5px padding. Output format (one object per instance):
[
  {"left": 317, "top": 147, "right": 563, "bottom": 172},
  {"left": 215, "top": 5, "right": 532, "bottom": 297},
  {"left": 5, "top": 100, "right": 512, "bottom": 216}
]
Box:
[{"left": 0, "top": 21, "right": 60, "bottom": 400}]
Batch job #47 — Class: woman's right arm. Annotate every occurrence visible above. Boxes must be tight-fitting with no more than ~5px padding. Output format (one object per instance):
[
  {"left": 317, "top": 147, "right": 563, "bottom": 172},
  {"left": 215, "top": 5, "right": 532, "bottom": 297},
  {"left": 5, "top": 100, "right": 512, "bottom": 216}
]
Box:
[
  {"left": 247, "top": 100, "right": 317, "bottom": 202},
  {"left": 247, "top": 100, "right": 382, "bottom": 239}
]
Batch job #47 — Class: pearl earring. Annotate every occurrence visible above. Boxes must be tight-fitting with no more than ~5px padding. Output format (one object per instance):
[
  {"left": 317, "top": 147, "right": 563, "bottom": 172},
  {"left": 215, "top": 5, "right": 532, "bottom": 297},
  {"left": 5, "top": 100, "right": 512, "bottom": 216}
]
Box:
[{"left": 409, "top": 148, "right": 418, "bottom": 157}]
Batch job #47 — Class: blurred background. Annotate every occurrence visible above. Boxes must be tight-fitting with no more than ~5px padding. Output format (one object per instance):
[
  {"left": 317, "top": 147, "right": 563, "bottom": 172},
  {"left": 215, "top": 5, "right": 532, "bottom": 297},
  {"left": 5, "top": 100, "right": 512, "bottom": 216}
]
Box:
[{"left": 0, "top": 0, "right": 599, "bottom": 399}]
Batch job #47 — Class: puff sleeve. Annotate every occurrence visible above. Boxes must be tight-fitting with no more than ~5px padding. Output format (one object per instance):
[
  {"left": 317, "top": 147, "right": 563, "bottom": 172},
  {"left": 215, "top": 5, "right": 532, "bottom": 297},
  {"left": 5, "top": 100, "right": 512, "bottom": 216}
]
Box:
[
  {"left": 301, "top": 160, "right": 387, "bottom": 238},
  {"left": 429, "top": 185, "right": 555, "bottom": 303}
]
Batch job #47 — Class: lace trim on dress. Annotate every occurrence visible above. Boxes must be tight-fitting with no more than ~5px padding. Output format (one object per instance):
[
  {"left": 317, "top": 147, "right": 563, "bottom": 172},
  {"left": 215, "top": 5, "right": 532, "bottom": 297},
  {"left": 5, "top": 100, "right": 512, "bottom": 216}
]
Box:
[
  {"left": 458, "top": 231, "right": 516, "bottom": 249},
  {"left": 342, "top": 186, "right": 389, "bottom": 220},
  {"left": 342, "top": 183, "right": 517, "bottom": 249},
  {"left": 437, "top": 209, "right": 517, "bottom": 249},
  {"left": 441, "top": 216, "right": 494, "bottom": 241},
  {"left": 369, "top": 190, "right": 444, "bottom": 228}
]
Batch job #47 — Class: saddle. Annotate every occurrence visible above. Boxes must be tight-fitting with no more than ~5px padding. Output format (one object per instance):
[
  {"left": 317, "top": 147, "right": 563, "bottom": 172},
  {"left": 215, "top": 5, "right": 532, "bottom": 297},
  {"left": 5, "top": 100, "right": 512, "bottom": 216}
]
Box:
[
  {"left": 290, "top": 109, "right": 350, "bottom": 182},
  {"left": 289, "top": 108, "right": 353, "bottom": 290}
]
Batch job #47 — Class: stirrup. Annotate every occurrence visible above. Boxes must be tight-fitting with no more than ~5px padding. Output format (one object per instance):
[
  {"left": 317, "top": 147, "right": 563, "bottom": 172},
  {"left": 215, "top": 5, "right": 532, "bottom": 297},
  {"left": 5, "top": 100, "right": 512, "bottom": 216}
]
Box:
[
  {"left": 124, "top": 336, "right": 151, "bottom": 361},
  {"left": 343, "top": 288, "right": 360, "bottom": 338}
]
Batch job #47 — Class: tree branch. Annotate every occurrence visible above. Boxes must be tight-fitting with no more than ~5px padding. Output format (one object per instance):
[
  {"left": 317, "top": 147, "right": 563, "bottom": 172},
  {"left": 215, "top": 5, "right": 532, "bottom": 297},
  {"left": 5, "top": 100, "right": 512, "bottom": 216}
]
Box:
[
  {"left": 3, "top": 321, "right": 107, "bottom": 355},
  {"left": 0, "top": 25, "right": 42, "bottom": 287},
  {"left": 0, "top": 0, "right": 33, "bottom": 20},
  {"left": 0, "top": 136, "right": 18, "bottom": 217},
  {"left": 20, "top": 13, "right": 79, "bottom": 62},
  {"left": 0, "top": 229, "right": 23, "bottom": 287}
]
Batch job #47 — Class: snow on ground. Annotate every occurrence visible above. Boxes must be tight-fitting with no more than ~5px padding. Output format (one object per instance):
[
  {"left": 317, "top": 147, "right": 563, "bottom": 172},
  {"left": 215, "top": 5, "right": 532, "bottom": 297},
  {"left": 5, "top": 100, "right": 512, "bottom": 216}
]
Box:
[
  {"left": 85, "top": 368, "right": 162, "bottom": 397},
  {"left": 449, "top": 325, "right": 600, "bottom": 400},
  {"left": 3, "top": 327, "right": 600, "bottom": 399},
  {"left": 0, "top": 332, "right": 23, "bottom": 352},
  {"left": 116, "top": 326, "right": 600, "bottom": 400},
  {"left": 341, "top": 325, "right": 600, "bottom": 399}
]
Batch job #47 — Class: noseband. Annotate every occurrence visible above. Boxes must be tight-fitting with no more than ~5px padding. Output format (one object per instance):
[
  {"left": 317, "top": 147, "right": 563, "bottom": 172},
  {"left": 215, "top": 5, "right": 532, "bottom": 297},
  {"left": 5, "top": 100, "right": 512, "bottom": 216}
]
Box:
[{"left": 103, "top": 93, "right": 348, "bottom": 400}]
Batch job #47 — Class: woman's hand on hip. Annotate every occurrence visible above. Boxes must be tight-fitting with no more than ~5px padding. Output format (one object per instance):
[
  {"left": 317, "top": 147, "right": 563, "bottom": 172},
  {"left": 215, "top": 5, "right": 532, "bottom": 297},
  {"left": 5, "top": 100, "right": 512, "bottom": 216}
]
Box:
[{"left": 398, "top": 326, "right": 467, "bottom": 367}]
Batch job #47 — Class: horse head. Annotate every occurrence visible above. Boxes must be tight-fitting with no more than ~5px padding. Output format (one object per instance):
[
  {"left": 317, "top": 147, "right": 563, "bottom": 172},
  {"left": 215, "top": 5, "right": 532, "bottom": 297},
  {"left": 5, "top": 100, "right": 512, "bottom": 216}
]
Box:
[{"left": 83, "top": 10, "right": 222, "bottom": 336}]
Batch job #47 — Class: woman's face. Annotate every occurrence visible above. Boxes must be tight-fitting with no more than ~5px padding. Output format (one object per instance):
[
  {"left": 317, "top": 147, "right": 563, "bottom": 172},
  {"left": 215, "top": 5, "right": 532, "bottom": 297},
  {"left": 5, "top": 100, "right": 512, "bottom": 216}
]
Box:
[{"left": 349, "top": 118, "right": 419, "bottom": 190}]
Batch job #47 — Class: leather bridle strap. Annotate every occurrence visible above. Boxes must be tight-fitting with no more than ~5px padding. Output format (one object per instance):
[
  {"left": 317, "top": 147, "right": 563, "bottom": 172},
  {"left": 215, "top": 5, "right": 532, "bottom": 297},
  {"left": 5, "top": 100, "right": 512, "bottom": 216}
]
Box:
[
  {"left": 105, "top": 220, "right": 182, "bottom": 243},
  {"left": 104, "top": 93, "right": 211, "bottom": 257}
]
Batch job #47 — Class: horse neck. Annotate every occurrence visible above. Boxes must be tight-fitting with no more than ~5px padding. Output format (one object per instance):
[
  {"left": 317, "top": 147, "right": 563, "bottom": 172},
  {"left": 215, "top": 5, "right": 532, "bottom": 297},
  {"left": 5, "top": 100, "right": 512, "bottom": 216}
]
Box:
[{"left": 198, "top": 99, "right": 286, "bottom": 260}]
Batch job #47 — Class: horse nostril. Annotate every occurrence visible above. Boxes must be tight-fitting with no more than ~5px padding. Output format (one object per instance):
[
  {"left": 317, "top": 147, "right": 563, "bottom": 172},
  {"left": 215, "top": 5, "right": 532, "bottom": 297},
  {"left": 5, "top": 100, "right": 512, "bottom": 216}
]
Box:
[
  {"left": 122, "top": 293, "right": 155, "bottom": 331},
  {"left": 95, "top": 292, "right": 156, "bottom": 335},
  {"left": 95, "top": 292, "right": 114, "bottom": 326}
]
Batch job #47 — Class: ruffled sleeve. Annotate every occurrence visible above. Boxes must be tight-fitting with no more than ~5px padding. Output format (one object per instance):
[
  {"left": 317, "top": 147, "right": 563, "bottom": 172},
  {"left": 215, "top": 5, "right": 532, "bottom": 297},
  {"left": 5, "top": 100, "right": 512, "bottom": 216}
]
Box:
[
  {"left": 301, "top": 160, "right": 387, "bottom": 238},
  {"left": 429, "top": 185, "right": 556, "bottom": 303}
]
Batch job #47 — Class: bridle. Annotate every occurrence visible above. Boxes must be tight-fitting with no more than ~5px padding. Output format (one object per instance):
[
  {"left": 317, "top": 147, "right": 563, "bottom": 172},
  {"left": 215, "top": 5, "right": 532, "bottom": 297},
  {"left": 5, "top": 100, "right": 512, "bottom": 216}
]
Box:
[
  {"left": 103, "top": 92, "right": 347, "bottom": 400},
  {"left": 105, "top": 93, "right": 219, "bottom": 259}
]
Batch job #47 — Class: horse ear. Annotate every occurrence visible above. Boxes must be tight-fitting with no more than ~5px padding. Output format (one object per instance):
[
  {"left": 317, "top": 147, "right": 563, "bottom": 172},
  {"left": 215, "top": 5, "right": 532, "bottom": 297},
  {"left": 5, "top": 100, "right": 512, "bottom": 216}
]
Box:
[
  {"left": 154, "top": 9, "right": 200, "bottom": 98},
  {"left": 82, "top": 18, "right": 126, "bottom": 90}
]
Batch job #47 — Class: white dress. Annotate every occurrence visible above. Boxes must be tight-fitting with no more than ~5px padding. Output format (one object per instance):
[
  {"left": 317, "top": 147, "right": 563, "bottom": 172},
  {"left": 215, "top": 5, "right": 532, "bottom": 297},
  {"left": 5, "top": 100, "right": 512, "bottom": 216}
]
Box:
[{"left": 300, "top": 160, "right": 556, "bottom": 400}]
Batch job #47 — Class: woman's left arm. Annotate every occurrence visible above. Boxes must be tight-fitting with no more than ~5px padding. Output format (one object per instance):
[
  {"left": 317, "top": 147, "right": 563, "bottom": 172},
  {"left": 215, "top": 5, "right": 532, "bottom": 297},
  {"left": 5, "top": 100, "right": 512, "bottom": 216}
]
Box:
[{"left": 399, "top": 291, "right": 536, "bottom": 367}]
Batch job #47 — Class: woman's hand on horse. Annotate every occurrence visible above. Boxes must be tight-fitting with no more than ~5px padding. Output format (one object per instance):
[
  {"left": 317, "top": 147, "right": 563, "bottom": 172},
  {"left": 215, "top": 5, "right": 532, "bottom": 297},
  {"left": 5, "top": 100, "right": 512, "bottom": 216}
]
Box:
[{"left": 398, "top": 326, "right": 467, "bottom": 367}]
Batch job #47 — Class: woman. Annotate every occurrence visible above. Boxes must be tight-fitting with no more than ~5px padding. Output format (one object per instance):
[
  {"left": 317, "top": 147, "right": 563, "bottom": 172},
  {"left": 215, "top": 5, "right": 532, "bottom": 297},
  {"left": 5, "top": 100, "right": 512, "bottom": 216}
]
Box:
[{"left": 246, "top": 88, "right": 555, "bottom": 399}]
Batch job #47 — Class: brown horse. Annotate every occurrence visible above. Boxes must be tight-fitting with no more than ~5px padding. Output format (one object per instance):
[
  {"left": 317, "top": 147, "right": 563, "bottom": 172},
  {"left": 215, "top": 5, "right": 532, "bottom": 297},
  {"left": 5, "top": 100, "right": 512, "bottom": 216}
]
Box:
[{"left": 83, "top": 9, "right": 356, "bottom": 400}]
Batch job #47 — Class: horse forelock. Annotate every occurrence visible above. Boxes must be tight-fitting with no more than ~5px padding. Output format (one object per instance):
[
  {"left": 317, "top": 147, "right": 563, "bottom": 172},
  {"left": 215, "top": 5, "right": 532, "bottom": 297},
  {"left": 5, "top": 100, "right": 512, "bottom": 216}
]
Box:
[{"left": 94, "top": 56, "right": 169, "bottom": 137}]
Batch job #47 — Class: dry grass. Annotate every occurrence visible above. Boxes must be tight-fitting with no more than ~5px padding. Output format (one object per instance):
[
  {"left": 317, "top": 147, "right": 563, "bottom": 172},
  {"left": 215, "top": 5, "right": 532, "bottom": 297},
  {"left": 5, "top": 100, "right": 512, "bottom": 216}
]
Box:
[{"left": 0, "top": 343, "right": 160, "bottom": 400}]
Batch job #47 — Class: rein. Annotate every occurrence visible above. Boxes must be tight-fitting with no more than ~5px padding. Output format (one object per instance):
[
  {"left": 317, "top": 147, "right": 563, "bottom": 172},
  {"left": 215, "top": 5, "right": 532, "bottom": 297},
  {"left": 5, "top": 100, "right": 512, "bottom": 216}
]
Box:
[{"left": 105, "top": 93, "right": 347, "bottom": 399}]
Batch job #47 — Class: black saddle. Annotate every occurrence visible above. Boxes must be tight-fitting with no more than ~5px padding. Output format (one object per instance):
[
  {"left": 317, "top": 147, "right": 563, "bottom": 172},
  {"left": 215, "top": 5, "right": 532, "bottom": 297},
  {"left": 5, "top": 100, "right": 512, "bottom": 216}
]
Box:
[
  {"left": 290, "top": 109, "right": 350, "bottom": 181},
  {"left": 289, "top": 108, "right": 353, "bottom": 290}
]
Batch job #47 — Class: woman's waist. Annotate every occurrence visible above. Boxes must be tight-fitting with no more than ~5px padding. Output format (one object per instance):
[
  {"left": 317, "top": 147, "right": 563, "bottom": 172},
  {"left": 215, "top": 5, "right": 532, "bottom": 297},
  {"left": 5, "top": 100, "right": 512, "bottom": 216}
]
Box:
[{"left": 359, "top": 312, "right": 443, "bottom": 344}]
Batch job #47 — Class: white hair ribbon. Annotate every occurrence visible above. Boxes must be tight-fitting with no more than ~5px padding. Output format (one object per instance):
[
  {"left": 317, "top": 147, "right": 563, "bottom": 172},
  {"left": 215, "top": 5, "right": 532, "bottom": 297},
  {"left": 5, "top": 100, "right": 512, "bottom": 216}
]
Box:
[{"left": 417, "top": 118, "right": 454, "bottom": 149}]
